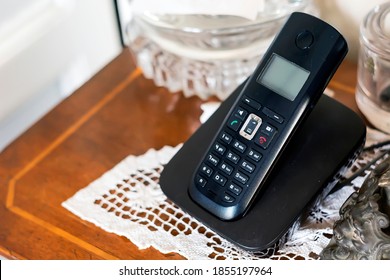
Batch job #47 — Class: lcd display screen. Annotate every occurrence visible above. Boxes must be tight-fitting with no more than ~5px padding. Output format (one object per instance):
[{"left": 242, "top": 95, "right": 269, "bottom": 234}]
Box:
[{"left": 257, "top": 54, "right": 310, "bottom": 101}]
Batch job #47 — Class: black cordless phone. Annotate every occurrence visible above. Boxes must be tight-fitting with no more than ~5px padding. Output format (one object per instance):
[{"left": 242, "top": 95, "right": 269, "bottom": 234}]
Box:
[{"left": 188, "top": 12, "right": 348, "bottom": 221}]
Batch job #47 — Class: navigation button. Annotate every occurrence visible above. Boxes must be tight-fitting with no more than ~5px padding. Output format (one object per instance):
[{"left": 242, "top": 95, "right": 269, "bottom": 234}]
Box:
[{"left": 239, "top": 113, "right": 262, "bottom": 140}]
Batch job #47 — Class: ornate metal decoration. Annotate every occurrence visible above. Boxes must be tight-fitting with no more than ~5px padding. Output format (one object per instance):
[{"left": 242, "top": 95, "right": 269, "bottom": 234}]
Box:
[{"left": 320, "top": 155, "right": 390, "bottom": 260}]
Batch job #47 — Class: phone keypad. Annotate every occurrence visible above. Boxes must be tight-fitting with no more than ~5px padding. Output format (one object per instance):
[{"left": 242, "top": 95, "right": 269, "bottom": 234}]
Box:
[{"left": 194, "top": 96, "right": 281, "bottom": 206}]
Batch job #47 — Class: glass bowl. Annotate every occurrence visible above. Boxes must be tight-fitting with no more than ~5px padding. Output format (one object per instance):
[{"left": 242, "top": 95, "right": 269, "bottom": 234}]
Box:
[{"left": 127, "top": 0, "right": 318, "bottom": 100}]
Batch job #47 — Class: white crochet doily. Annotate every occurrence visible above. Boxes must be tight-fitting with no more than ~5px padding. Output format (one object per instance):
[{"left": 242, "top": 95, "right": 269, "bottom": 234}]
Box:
[{"left": 62, "top": 101, "right": 390, "bottom": 259}]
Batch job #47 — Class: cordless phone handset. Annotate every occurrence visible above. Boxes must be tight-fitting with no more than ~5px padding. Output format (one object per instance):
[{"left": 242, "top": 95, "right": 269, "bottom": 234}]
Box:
[{"left": 189, "top": 12, "right": 348, "bottom": 220}]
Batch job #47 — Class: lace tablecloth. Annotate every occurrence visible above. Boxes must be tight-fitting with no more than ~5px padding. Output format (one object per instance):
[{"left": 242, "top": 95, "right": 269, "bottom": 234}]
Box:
[{"left": 62, "top": 103, "right": 390, "bottom": 260}]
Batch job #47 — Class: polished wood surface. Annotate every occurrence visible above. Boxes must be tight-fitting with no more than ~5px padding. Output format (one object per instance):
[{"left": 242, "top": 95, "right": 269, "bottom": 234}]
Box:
[{"left": 0, "top": 49, "right": 361, "bottom": 259}]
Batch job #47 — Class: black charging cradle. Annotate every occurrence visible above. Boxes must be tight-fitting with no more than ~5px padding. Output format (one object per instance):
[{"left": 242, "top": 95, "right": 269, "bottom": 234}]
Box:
[{"left": 160, "top": 82, "right": 366, "bottom": 252}]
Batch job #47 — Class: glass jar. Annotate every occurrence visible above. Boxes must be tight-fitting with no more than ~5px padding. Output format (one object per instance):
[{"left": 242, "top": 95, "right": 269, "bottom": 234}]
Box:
[
  {"left": 356, "top": 2, "right": 390, "bottom": 133},
  {"left": 126, "top": 0, "right": 318, "bottom": 100}
]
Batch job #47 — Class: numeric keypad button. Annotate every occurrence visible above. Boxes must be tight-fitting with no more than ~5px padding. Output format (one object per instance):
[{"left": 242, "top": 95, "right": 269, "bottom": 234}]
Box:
[
  {"left": 220, "top": 132, "right": 232, "bottom": 144},
  {"left": 206, "top": 153, "right": 219, "bottom": 166},
  {"left": 232, "top": 140, "right": 247, "bottom": 153},
  {"left": 213, "top": 173, "right": 227, "bottom": 186},
  {"left": 213, "top": 142, "right": 226, "bottom": 155},
  {"left": 219, "top": 162, "right": 234, "bottom": 175},
  {"left": 227, "top": 182, "right": 243, "bottom": 196},
  {"left": 247, "top": 149, "right": 262, "bottom": 162},
  {"left": 226, "top": 151, "right": 240, "bottom": 164},
  {"left": 240, "top": 160, "right": 255, "bottom": 173},
  {"left": 233, "top": 171, "right": 249, "bottom": 185},
  {"left": 200, "top": 164, "right": 213, "bottom": 177}
]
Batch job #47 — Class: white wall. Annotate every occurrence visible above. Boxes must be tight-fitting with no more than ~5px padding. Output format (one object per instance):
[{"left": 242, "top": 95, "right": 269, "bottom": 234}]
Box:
[
  {"left": 314, "top": 0, "right": 388, "bottom": 61},
  {"left": 0, "top": 0, "right": 122, "bottom": 152}
]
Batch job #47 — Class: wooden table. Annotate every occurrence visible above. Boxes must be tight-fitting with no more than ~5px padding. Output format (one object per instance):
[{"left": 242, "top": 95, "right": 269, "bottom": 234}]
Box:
[{"left": 0, "top": 49, "right": 361, "bottom": 259}]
